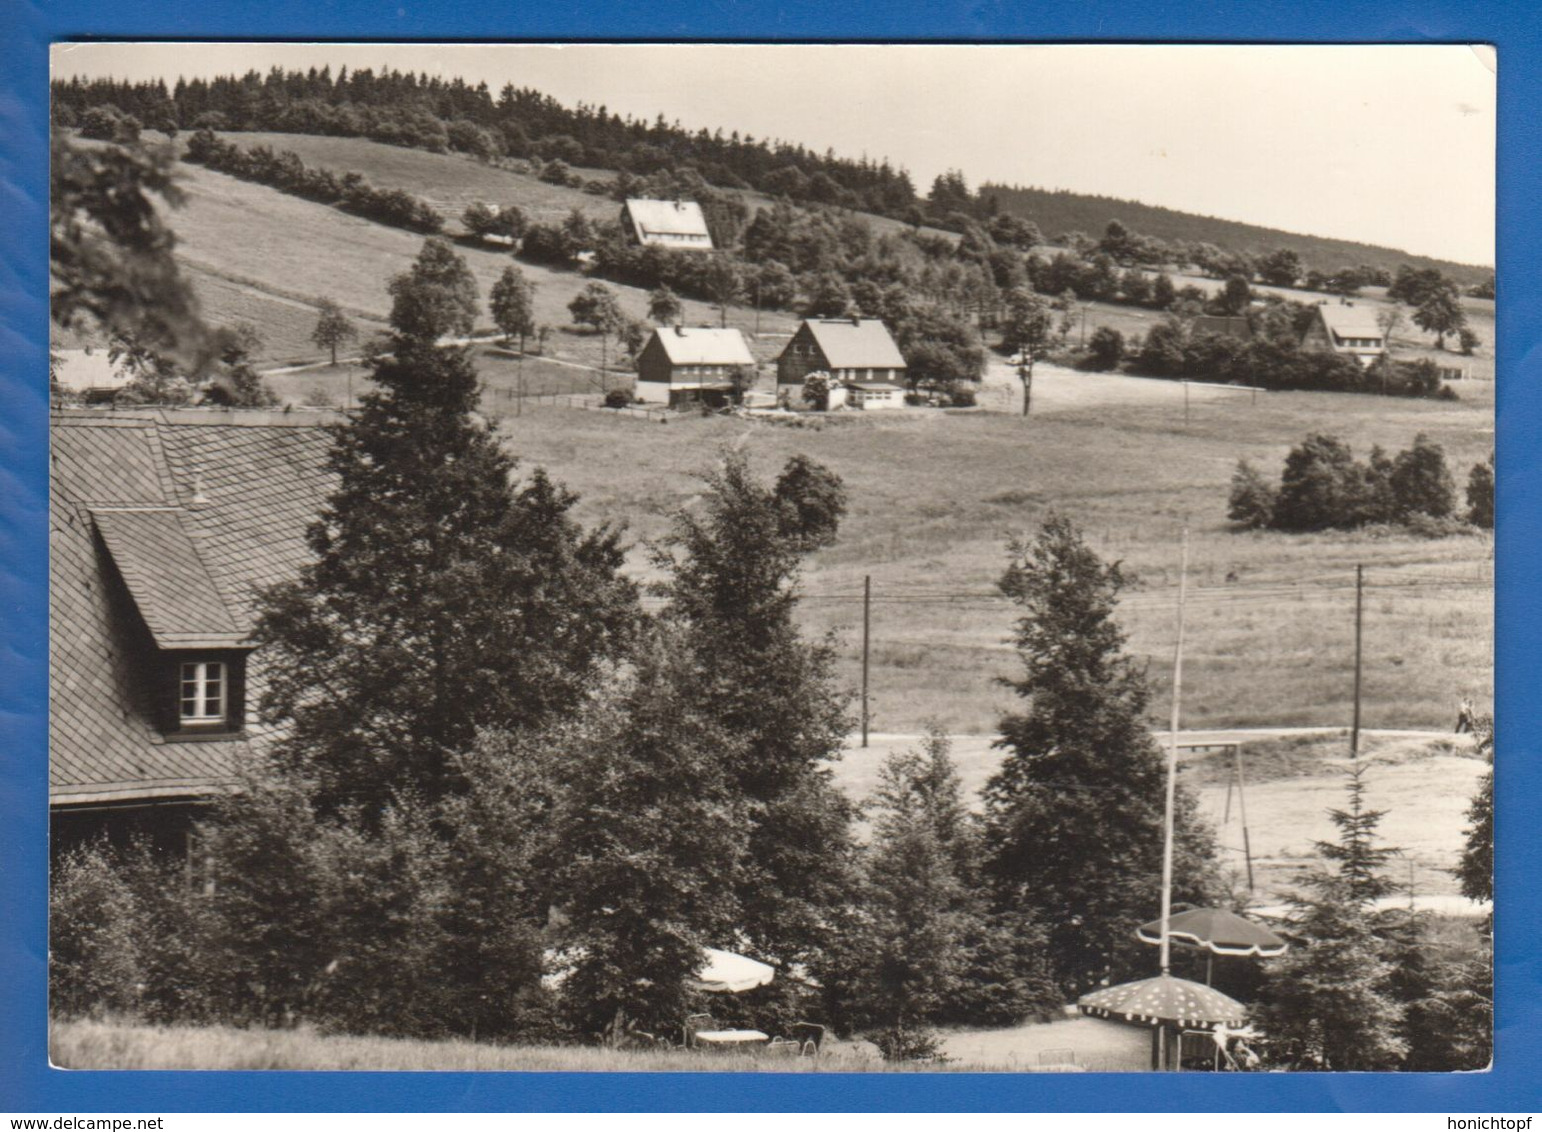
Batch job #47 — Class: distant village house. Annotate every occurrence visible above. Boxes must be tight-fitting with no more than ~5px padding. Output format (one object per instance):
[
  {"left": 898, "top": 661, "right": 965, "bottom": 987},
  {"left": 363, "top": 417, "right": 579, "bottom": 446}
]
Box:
[
  {"left": 1190, "top": 315, "right": 1253, "bottom": 343},
  {"left": 1300, "top": 302, "right": 1387, "bottom": 367},
  {"left": 776, "top": 319, "right": 908, "bottom": 406},
  {"left": 620, "top": 199, "right": 714, "bottom": 251},
  {"left": 634, "top": 325, "right": 755, "bottom": 408}
]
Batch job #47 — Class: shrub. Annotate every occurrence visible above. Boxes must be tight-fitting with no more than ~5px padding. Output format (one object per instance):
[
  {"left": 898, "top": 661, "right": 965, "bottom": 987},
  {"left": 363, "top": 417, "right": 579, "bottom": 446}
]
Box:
[
  {"left": 1467, "top": 454, "right": 1495, "bottom": 529},
  {"left": 1272, "top": 434, "right": 1364, "bottom": 531},
  {"left": 603, "top": 389, "right": 630, "bottom": 409},
  {"left": 1389, "top": 433, "right": 1457, "bottom": 521},
  {"left": 1085, "top": 326, "right": 1125, "bottom": 371},
  {"left": 1227, "top": 459, "right": 1277, "bottom": 529},
  {"left": 79, "top": 104, "right": 141, "bottom": 144},
  {"left": 49, "top": 842, "right": 147, "bottom": 1018}
]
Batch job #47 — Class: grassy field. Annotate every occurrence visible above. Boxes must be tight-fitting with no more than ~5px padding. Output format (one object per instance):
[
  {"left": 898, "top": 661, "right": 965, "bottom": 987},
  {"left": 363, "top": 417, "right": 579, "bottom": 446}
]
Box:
[
  {"left": 143, "top": 132, "right": 1493, "bottom": 735},
  {"left": 51, "top": 1019, "right": 1018, "bottom": 1072},
  {"left": 491, "top": 365, "right": 1492, "bottom": 736},
  {"left": 51, "top": 1016, "right": 1161, "bottom": 1072}
]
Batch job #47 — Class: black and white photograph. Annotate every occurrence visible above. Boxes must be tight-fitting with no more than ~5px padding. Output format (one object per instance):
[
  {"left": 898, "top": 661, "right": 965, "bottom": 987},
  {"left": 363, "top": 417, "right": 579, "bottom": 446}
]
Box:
[{"left": 46, "top": 42, "right": 1496, "bottom": 1074}]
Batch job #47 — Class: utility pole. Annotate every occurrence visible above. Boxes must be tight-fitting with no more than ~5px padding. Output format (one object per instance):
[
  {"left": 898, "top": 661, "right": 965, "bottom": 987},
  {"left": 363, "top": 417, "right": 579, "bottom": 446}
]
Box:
[
  {"left": 1160, "top": 525, "right": 1190, "bottom": 979},
  {"left": 861, "top": 575, "right": 871, "bottom": 748},
  {"left": 1351, "top": 563, "right": 1364, "bottom": 760},
  {"left": 516, "top": 349, "right": 524, "bottom": 418},
  {"left": 1183, "top": 381, "right": 1190, "bottom": 427}
]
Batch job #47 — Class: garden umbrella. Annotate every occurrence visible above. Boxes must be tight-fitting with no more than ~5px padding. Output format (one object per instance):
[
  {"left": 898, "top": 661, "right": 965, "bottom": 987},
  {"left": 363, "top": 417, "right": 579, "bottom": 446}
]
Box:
[
  {"left": 1080, "top": 974, "right": 1248, "bottom": 1069},
  {"left": 686, "top": 948, "right": 776, "bottom": 994},
  {"left": 543, "top": 946, "right": 774, "bottom": 995},
  {"left": 1136, "top": 907, "right": 1288, "bottom": 957},
  {"left": 1079, "top": 974, "right": 1248, "bottom": 1029}
]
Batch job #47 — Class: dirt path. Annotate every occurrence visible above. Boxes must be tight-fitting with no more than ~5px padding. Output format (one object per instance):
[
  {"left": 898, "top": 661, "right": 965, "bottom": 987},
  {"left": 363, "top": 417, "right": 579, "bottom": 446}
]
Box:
[{"left": 981, "top": 359, "right": 1264, "bottom": 415}]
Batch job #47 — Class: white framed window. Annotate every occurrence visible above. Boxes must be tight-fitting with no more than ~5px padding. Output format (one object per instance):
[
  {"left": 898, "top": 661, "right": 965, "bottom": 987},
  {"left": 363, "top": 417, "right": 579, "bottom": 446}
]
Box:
[{"left": 180, "top": 660, "right": 226, "bottom": 725}]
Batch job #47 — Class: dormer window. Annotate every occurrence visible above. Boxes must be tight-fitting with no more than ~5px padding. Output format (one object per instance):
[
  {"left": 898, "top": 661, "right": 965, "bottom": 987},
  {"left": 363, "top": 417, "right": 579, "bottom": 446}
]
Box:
[{"left": 180, "top": 661, "right": 227, "bottom": 726}]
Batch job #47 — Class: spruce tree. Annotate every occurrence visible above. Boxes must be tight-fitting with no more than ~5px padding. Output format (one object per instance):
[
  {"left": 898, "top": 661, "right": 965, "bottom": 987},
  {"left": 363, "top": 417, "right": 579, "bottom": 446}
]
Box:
[
  {"left": 980, "top": 513, "right": 1220, "bottom": 993},
  {"left": 1254, "top": 761, "right": 1408, "bottom": 1070},
  {"left": 654, "top": 450, "right": 857, "bottom": 965},
  {"left": 255, "top": 257, "right": 637, "bottom": 814}
]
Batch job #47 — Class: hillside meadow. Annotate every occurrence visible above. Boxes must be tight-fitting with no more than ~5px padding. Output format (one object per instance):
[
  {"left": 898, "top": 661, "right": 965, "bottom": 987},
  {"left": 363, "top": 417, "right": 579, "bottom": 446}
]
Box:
[
  {"left": 156, "top": 139, "right": 800, "bottom": 368},
  {"left": 492, "top": 372, "right": 1492, "bottom": 737}
]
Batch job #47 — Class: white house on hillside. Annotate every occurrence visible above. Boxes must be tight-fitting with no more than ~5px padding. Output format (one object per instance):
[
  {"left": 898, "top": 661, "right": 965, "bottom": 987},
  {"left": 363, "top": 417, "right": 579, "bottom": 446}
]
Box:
[
  {"left": 1300, "top": 302, "right": 1387, "bottom": 366},
  {"left": 620, "top": 199, "right": 714, "bottom": 251}
]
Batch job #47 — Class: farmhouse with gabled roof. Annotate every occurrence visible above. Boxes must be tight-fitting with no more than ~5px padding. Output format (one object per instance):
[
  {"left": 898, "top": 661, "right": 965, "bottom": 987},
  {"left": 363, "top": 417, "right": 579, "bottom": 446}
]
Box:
[
  {"left": 634, "top": 325, "right": 756, "bottom": 408},
  {"left": 1300, "top": 302, "right": 1387, "bottom": 366},
  {"left": 50, "top": 408, "right": 336, "bottom": 860},
  {"left": 776, "top": 318, "right": 908, "bottom": 393},
  {"left": 620, "top": 199, "right": 714, "bottom": 251}
]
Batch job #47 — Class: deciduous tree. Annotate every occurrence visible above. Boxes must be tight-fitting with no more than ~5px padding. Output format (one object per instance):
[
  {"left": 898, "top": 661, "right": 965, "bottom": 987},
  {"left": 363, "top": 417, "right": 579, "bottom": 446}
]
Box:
[
  {"left": 311, "top": 299, "right": 358, "bottom": 366},
  {"left": 387, "top": 238, "right": 480, "bottom": 345},
  {"left": 489, "top": 265, "right": 537, "bottom": 353},
  {"left": 653, "top": 451, "right": 857, "bottom": 965}
]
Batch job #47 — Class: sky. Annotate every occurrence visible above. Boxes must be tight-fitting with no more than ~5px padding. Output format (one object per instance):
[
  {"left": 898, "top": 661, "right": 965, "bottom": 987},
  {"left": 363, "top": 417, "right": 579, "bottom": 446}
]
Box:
[{"left": 53, "top": 43, "right": 1497, "bottom": 266}]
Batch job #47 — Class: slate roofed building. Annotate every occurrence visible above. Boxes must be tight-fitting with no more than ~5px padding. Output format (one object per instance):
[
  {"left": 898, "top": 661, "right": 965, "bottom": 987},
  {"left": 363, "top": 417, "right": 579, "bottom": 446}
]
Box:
[
  {"left": 635, "top": 325, "right": 756, "bottom": 408},
  {"left": 620, "top": 199, "right": 714, "bottom": 251},
  {"left": 776, "top": 318, "right": 908, "bottom": 391},
  {"left": 1191, "top": 315, "right": 1253, "bottom": 343},
  {"left": 1300, "top": 302, "right": 1387, "bottom": 366},
  {"left": 50, "top": 408, "right": 336, "bottom": 860}
]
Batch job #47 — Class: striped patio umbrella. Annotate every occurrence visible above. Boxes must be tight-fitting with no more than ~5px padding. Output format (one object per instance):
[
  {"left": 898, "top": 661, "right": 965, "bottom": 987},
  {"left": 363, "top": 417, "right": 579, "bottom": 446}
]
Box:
[
  {"left": 1136, "top": 907, "right": 1288, "bottom": 958},
  {"left": 1078, "top": 974, "right": 1248, "bottom": 1029}
]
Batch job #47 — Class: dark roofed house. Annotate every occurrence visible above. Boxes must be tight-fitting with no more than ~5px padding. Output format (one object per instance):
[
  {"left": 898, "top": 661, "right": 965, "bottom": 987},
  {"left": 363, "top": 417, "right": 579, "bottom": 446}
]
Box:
[
  {"left": 620, "top": 199, "right": 714, "bottom": 251},
  {"left": 50, "top": 408, "right": 336, "bottom": 862},
  {"left": 776, "top": 318, "right": 908, "bottom": 392},
  {"left": 635, "top": 325, "right": 756, "bottom": 408},
  {"left": 1300, "top": 302, "right": 1387, "bottom": 367},
  {"left": 1191, "top": 315, "right": 1253, "bottom": 343}
]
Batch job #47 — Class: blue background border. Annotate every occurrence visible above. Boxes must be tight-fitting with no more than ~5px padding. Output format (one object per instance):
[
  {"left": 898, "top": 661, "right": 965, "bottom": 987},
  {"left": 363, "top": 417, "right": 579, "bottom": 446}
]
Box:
[{"left": 3, "top": 0, "right": 1536, "bottom": 1113}]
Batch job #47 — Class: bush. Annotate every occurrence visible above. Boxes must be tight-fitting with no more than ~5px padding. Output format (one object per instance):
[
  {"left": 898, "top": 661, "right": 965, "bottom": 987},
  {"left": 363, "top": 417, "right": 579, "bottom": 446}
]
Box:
[
  {"left": 79, "top": 104, "right": 141, "bottom": 144},
  {"left": 1085, "top": 326, "right": 1124, "bottom": 371},
  {"left": 1389, "top": 433, "right": 1457, "bottom": 521},
  {"left": 1467, "top": 454, "right": 1495, "bottom": 529},
  {"left": 872, "top": 1024, "right": 949, "bottom": 1062},
  {"left": 1272, "top": 434, "right": 1364, "bottom": 531},
  {"left": 603, "top": 389, "right": 630, "bottom": 409},
  {"left": 49, "top": 842, "right": 148, "bottom": 1018},
  {"left": 1227, "top": 460, "right": 1277, "bottom": 529}
]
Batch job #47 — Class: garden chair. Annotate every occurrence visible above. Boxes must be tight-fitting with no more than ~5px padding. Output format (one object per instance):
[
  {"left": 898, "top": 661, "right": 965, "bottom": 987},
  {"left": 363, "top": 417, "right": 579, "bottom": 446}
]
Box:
[{"left": 788, "top": 1021, "right": 826, "bottom": 1056}]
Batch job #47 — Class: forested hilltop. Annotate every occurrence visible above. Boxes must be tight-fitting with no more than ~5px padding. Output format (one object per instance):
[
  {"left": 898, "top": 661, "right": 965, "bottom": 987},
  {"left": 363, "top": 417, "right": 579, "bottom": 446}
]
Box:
[
  {"left": 981, "top": 183, "right": 1490, "bottom": 289},
  {"left": 53, "top": 67, "right": 1488, "bottom": 284}
]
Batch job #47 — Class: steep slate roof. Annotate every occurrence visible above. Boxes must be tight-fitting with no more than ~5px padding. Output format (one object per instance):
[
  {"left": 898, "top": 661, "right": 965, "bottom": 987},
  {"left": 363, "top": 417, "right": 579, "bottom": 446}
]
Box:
[
  {"left": 1316, "top": 304, "right": 1385, "bottom": 341},
  {"left": 649, "top": 326, "right": 755, "bottom": 366},
  {"left": 800, "top": 319, "right": 908, "bottom": 370},
  {"left": 623, "top": 199, "right": 713, "bottom": 244},
  {"left": 1191, "top": 315, "right": 1253, "bottom": 341},
  {"left": 51, "top": 409, "right": 336, "bottom": 806}
]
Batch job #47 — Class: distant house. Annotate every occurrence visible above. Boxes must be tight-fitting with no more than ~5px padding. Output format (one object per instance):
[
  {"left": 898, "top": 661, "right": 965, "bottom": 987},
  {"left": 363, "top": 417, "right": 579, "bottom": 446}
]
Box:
[
  {"left": 634, "top": 325, "right": 755, "bottom": 408},
  {"left": 1301, "top": 302, "right": 1387, "bottom": 366},
  {"left": 620, "top": 199, "right": 714, "bottom": 251},
  {"left": 776, "top": 318, "right": 908, "bottom": 392},
  {"left": 1191, "top": 315, "right": 1253, "bottom": 343},
  {"left": 51, "top": 349, "right": 136, "bottom": 400},
  {"left": 50, "top": 408, "right": 336, "bottom": 863}
]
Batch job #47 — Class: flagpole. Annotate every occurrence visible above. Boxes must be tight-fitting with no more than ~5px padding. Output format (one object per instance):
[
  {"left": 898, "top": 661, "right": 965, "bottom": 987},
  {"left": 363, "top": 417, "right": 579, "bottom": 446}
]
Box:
[{"left": 1160, "top": 525, "right": 1190, "bottom": 978}]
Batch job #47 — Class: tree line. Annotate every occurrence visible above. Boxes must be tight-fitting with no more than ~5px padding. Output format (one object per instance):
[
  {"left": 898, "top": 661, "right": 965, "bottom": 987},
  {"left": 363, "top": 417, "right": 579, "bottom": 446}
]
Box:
[
  {"left": 52, "top": 67, "right": 920, "bottom": 220},
  {"left": 1229, "top": 434, "right": 1493, "bottom": 534}
]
